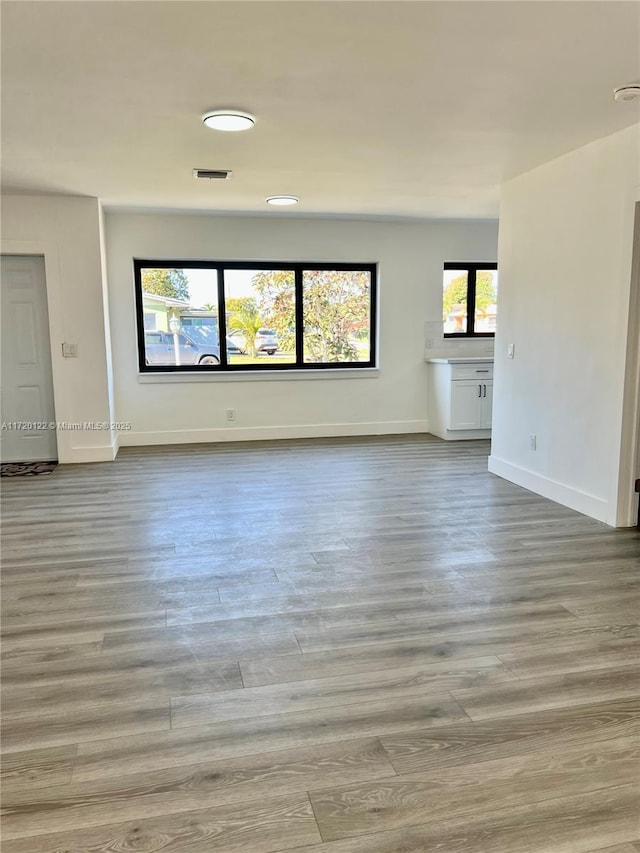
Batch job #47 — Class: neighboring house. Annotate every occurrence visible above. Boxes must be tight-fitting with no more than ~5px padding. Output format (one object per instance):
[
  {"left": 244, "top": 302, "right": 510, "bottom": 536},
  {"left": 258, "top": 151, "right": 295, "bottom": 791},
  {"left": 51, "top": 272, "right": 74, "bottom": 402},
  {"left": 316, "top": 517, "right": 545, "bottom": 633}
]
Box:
[
  {"left": 444, "top": 303, "right": 497, "bottom": 334},
  {"left": 142, "top": 292, "right": 190, "bottom": 332},
  {"left": 179, "top": 308, "right": 219, "bottom": 330}
]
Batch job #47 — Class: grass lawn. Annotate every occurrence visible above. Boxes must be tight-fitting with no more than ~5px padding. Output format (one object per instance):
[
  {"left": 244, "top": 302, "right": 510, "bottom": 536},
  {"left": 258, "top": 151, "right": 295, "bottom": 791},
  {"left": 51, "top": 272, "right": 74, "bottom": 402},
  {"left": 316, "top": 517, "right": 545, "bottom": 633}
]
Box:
[
  {"left": 228, "top": 352, "right": 296, "bottom": 365},
  {"left": 228, "top": 342, "right": 370, "bottom": 365}
]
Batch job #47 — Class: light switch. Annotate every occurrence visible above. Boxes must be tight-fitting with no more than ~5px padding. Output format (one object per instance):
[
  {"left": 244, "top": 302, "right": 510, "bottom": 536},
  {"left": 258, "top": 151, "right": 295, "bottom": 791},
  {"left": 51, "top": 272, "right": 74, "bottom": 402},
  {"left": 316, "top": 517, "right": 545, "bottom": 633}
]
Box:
[
  {"left": 507, "top": 343, "right": 515, "bottom": 359},
  {"left": 62, "top": 342, "right": 78, "bottom": 358}
]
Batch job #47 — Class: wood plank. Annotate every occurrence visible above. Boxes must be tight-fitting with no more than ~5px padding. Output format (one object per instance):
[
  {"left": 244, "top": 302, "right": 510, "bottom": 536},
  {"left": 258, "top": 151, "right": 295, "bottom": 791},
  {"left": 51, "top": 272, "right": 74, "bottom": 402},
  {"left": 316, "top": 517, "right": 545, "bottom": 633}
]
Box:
[
  {"left": 565, "top": 601, "right": 640, "bottom": 622},
  {"left": 118, "top": 605, "right": 402, "bottom": 642},
  {"left": 0, "top": 557, "right": 128, "bottom": 577},
  {"left": 73, "top": 694, "right": 469, "bottom": 782},
  {"left": 1, "top": 660, "right": 243, "bottom": 712},
  {"left": 170, "top": 586, "right": 441, "bottom": 621},
  {"left": 451, "top": 666, "right": 640, "bottom": 720},
  {"left": 451, "top": 555, "right": 640, "bottom": 583},
  {"left": 217, "top": 573, "right": 463, "bottom": 601},
  {"left": 294, "top": 604, "right": 579, "bottom": 653},
  {"left": 1, "top": 588, "right": 221, "bottom": 620},
  {"left": 1, "top": 793, "right": 321, "bottom": 853},
  {"left": 240, "top": 622, "right": 626, "bottom": 688},
  {"left": 497, "top": 637, "right": 640, "bottom": 678},
  {"left": 0, "top": 745, "right": 77, "bottom": 793},
  {"left": 1, "top": 641, "right": 246, "bottom": 681},
  {"left": 279, "top": 785, "right": 640, "bottom": 853},
  {"left": 167, "top": 593, "right": 537, "bottom": 630},
  {"left": 175, "top": 533, "right": 349, "bottom": 558},
  {"left": 1, "top": 738, "right": 393, "bottom": 839},
  {"left": 171, "top": 657, "right": 514, "bottom": 728},
  {"left": 0, "top": 611, "right": 166, "bottom": 646},
  {"left": 76, "top": 566, "right": 280, "bottom": 590},
  {"left": 309, "top": 736, "right": 638, "bottom": 841},
  {"left": 100, "top": 628, "right": 301, "bottom": 656},
  {"left": 380, "top": 697, "right": 639, "bottom": 774},
  {"left": 2, "top": 699, "right": 171, "bottom": 752},
  {"left": 587, "top": 845, "right": 640, "bottom": 853},
  {"left": 0, "top": 640, "right": 104, "bottom": 666}
]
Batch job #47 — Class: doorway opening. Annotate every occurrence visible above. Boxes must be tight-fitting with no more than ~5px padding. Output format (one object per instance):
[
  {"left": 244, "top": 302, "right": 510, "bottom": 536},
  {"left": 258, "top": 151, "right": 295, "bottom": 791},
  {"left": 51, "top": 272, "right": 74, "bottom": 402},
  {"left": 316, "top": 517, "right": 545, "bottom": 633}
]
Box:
[{"left": 618, "top": 202, "right": 640, "bottom": 526}]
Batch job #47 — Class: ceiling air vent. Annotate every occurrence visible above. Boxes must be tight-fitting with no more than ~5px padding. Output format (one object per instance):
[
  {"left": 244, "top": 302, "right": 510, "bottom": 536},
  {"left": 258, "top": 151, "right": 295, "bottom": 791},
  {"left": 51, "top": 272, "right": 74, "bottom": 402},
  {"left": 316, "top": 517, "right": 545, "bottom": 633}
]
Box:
[{"left": 192, "top": 169, "right": 232, "bottom": 180}]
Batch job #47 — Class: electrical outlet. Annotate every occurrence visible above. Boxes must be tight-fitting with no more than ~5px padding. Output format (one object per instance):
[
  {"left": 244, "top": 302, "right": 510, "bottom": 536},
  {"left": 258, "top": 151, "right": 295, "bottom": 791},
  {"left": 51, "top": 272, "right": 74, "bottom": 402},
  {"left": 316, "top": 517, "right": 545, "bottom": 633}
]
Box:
[
  {"left": 529, "top": 433, "right": 537, "bottom": 451},
  {"left": 62, "top": 342, "right": 78, "bottom": 358},
  {"left": 226, "top": 409, "right": 236, "bottom": 422},
  {"left": 425, "top": 338, "right": 434, "bottom": 349}
]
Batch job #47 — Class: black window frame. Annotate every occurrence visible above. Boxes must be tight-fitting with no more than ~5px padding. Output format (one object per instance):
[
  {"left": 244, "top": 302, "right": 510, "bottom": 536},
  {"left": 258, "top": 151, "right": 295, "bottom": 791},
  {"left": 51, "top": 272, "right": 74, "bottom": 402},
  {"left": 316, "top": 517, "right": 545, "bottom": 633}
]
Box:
[
  {"left": 134, "top": 259, "right": 378, "bottom": 373},
  {"left": 443, "top": 261, "right": 498, "bottom": 338}
]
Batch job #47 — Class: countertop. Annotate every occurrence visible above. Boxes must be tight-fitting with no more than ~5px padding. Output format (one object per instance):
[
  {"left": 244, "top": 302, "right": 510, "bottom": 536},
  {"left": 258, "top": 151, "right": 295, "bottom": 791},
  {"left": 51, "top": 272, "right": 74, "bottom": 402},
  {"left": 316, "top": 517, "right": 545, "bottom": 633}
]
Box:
[{"left": 426, "top": 357, "right": 494, "bottom": 364}]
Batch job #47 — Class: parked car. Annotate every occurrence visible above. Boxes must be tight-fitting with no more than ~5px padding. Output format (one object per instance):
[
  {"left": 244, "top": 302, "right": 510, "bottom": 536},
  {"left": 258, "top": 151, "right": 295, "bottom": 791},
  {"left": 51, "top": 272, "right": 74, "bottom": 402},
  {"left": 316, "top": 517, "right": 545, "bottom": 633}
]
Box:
[
  {"left": 227, "top": 330, "right": 246, "bottom": 353},
  {"left": 144, "top": 330, "right": 220, "bottom": 365},
  {"left": 225, "top": 335, "right": 243, "bottom": 354},
  {"left": 256, "top": 329, "right": 278, "bottom": 355},
  {"left": 228, "top": 328, "right": 278, "bottom": 355},
  {"left": 185, "top": 324, "right": 243, "bottom": 355}
]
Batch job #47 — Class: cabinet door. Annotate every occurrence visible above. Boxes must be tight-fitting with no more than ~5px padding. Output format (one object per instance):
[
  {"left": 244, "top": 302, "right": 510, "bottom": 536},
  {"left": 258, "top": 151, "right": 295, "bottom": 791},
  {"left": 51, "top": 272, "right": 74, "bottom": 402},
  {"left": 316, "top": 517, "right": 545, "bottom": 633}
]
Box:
[
  {"left": 480, "top": 380, "right": 493, "bottom": 429},
  {"left": 450, "top": 381, "right": 482, "bottom": 429}
]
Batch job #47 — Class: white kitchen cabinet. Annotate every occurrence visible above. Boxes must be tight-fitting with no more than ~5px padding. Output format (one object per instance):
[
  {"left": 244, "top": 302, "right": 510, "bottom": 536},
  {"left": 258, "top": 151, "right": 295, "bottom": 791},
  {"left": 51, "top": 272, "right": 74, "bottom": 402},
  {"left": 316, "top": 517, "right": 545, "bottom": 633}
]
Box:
[
  {"left": 480, "top": 380, "right": 493, "bottom": 429},
  {"left": 427, "top": 358, "right": 493, "bottom": 440}
]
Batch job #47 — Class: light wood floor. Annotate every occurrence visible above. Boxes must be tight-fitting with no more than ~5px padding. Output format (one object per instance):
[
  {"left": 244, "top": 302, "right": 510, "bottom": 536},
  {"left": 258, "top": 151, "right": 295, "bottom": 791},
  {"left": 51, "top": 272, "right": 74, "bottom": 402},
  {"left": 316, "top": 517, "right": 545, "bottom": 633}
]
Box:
[{"left": 1, "top": 435, "right": 638, "bottom": 852}]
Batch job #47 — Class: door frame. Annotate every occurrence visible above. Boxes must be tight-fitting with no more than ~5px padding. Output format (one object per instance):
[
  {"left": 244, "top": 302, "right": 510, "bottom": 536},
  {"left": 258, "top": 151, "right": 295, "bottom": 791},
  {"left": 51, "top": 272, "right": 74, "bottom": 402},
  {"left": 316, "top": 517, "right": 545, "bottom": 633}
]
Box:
[
  {"left": 616, "top": 200, "right": 640, "bottom": 526},
  {"left": 1, "top": 240, "right": 63, "bottom": 462}
]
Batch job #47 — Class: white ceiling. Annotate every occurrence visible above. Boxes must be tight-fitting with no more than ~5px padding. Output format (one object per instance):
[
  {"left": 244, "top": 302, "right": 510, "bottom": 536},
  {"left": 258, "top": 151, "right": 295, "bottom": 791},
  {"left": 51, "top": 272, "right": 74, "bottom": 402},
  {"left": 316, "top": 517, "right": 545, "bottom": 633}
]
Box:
[{"left": 2, "top": 1, "right": 639, "bottom": 219}]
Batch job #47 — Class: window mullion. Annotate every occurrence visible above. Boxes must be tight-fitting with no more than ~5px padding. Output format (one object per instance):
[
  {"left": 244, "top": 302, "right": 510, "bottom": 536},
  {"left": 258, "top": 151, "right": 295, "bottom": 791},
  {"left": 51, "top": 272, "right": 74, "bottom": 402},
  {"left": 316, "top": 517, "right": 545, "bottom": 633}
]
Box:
[
  {"left": 467, "top": 267, "right": 477, "bottom": 335},
  {"left": 369, "top": 268, "right": 377, "bottom": 367},
  {"left": 294, "top": 267, "right": 304, "bottom": 367},
  {"left": 218, "top": 266, "right": 228, "bottom": 367}
]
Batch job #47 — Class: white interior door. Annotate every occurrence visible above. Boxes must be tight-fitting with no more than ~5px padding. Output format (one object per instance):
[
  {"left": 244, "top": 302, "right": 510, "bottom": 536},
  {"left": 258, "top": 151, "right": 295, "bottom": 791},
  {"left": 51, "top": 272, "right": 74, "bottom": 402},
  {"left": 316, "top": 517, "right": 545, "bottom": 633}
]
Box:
[{"left": 1, "top": 255, "right": 57, "bottom": 462}]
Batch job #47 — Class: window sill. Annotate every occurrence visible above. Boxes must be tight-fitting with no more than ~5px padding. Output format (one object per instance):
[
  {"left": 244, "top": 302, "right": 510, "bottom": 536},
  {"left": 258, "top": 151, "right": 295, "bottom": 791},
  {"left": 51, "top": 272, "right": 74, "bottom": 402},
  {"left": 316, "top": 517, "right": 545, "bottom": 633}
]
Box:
[{"left": 137, "top": 368, "right": 381, "bottom": 384}]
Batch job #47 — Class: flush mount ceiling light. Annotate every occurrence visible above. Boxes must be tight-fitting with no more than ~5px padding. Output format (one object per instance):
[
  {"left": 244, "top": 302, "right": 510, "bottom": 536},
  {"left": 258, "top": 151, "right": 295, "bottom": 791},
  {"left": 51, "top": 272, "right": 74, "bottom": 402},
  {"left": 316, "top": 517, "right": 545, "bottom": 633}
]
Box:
[
  {"left": 614, "top": 85, "right": 640, "bottom": 102},
  {"left": 202, "top": 111, "right": 255, "bottom": 131},
  {"left": 266, "top": 195, "right": 299, "bottom": 206}
]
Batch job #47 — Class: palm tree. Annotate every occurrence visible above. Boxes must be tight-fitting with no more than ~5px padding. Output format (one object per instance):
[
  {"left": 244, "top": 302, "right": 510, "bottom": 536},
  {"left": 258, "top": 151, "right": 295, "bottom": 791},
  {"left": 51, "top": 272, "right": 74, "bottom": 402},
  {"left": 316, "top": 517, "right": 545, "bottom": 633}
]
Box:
[{"left": 228, "top": 300, "right": 263, "bottom": 357}]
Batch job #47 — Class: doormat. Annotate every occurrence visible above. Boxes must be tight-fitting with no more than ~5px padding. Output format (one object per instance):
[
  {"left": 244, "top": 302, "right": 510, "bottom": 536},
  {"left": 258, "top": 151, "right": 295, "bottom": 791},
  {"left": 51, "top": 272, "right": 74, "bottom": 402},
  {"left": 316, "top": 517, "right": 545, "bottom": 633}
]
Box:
[{"left": 1, "top": 461, "right": 57, "bottom": 477}]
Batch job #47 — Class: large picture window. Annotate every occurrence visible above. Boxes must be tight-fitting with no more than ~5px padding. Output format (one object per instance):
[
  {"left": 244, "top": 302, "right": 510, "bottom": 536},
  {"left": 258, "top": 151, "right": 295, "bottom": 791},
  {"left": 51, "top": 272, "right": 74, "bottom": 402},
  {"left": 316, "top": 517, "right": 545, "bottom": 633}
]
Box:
[
  {"left": 134, "top": 261, "right": 377, "bottom": 372},
  {"left": 443, "top": 262, "right": 498, "bottom": 337}
]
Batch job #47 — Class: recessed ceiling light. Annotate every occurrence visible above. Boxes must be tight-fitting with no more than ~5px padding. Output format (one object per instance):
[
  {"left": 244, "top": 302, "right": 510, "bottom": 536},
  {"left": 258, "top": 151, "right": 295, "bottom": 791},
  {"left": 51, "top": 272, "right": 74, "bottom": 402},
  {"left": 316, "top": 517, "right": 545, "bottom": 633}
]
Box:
[
  {"left": 202, "top": 111, "right": 255, "bottom": 131},
  {"left": 614, "top": 85, "right": 640, "bottom": 102},
  {"left": 266, "top": 196, "right": 299, "bottom": 206}
]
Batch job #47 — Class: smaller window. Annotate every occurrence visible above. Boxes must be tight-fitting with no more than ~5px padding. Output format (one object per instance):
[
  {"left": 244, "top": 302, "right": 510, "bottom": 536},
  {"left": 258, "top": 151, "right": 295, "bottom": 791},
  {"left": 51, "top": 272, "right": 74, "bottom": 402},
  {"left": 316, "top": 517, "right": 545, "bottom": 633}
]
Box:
[{"left": 443, "top": 262, "right": 498, "bottom": 337}]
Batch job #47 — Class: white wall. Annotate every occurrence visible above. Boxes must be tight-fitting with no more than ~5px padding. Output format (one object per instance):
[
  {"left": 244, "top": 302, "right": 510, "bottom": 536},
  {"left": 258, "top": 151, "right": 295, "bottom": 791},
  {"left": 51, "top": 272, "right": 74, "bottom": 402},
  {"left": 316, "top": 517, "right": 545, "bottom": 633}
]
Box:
[
  {"left": 104, "top": 213, "right": 498, "bottom": 446},
  {"left": 489, "top": 124, "right": 640, "bottom": 526},
  {"left": 1, "top": 195, "right": 117, "bottom": 463}
]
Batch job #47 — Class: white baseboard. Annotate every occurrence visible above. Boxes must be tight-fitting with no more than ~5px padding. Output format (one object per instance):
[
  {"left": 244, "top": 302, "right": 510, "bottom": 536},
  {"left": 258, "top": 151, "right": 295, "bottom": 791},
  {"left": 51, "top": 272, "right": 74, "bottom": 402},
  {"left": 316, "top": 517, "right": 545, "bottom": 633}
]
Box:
[
  {"left": 60, "top": 438, "right": 119, "bottom": 464},
  {"left": 429, "top": 428, "right": 491, "bottom": 441},
  {"left": 488, "top": 455, "right": 611, "bottom": 525},
  {"left": 118, "top": 420, "right": 430, "bottom": 447}
]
